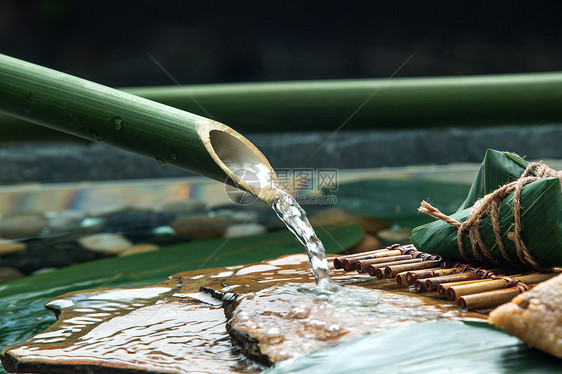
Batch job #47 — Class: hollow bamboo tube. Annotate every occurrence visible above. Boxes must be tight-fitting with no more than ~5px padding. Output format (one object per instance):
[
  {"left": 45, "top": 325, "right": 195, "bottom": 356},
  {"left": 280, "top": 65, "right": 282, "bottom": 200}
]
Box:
[
  {"left": 0, "top": 53, "right": 279, "bottom": 204},
  {"left": 424, "top": 273, "right": 482, "bottom": 292},
  {"left": 343, "top": 249, "right": 403, "bottom": 272},
  {"left": 447, "top": 279, "right": 508, "bottom": 301},
  {"left": 395, "top": 272, "right": 409, "bottom": 287},
  {"left": 447, "top": 272, "right": 560, "bottom": 301},
  {"left": 515, "top": 272, "right": 560, "bottom": 285},
  {"left": 357, "top": 255, "right": 412, "bottom": 273},
  {"left": 368, "top": 258, "right": 422, "bottom": 278},
  {"left": 437, "top": 278, "right": 495, "bottom": 296},
  {"left": 416, "top": 268, "right": 482, "bottom": 292},
  {"left": 6, "top": 71, "right": 562, "bottom": 141},
  {"left": 414, "top": 280, "right": 427, "bottom": 292},
  {"left": 457, "top": 284, "right": 530, "bottom": 310},
  {"left": 405, "top": 267, "right": 462, "bottom": 285},
  {"left": 333, "top": 249, "right": 390, "bottom": 269},
  {"left": 338, "top": 249, "right": 401, "bottom": 271},
  {"left": 385, "top": 260, "right": 442, "bottom": 279}
]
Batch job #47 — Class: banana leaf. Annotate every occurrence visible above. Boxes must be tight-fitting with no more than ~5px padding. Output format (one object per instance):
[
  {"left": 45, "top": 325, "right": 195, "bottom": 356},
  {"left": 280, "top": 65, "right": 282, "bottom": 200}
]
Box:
[
  {"left": 0, "top": 222, "right": 363, "bottom": 374},
  {"left": 264, "top": 321, "right": 561, "bottom": 374},
  {"left": 457, "top": 149, "right": 528, "bottom": 211},
  {"left": 326, "top": 179, "right": 471, "bottom": 228},
  {"left": 411, "top": 149, "right": 562, "bottom": 268}
]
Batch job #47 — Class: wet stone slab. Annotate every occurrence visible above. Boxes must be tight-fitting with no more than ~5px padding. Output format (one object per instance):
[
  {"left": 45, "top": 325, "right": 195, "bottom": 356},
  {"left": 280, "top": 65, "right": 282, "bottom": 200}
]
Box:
[{"left": 1, "top": 254, "right": 486, "bottom": 373}]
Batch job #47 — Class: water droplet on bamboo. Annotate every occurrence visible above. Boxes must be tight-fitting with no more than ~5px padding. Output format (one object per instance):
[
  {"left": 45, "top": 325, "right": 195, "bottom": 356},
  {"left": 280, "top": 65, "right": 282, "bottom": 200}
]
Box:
[
  {"left": 169, "top": 149, "right": 178, "bottom": 160},
  {"left": 90, "top": 129, "right": 103, "bottom": 142},
  {"left": 24, "top": 90, "right": 33, "bottom": 99},
  {"left": 155, "top": 156, "right": 166, "bottom": 165},
  {"left": 111, "top": 117, "right": 123, "bottom": 131}
]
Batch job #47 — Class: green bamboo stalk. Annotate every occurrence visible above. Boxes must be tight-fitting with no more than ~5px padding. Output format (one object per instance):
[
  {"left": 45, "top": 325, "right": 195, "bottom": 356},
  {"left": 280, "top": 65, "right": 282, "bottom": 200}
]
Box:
[
  {"left": 125, "top": 73, "right": 562, "bottom": 130},
  {"left": 0, "top": 53, "right": 277, "bottom": 202},
  {"left": 4, "top": 69, "right": 562, "bottom": 142}
]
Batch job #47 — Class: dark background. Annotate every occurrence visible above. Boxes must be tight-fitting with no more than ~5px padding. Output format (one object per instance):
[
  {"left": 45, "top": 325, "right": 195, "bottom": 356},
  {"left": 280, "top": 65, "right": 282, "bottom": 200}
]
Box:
[
  {"left": 1, "top": 1, "right": 562, "bottom": 183},
  {"left": 3, "top": 1, "right": 562, "bottom": 86}
]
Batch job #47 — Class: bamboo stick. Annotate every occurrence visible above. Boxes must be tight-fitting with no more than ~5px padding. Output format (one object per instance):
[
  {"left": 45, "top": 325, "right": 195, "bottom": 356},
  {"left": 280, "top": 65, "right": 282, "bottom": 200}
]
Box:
[
  {"left": 405, "top": 267, "right": 462, "bottom": 285},
  {"left": 0, "top": 54, "right": 280, "bottom": 204},
  {"left": 385, "top": 260, "right": 442, "bottom": 279},
  {"left": 437, "top": 278, "right": 496, "bottom": 296},
  {"left": 341, "top": 250, "right": 403, "bottom": 272},
  {"left": 6, "top": 71, "right": 562, "bottom": 141},
  {"left": 395, "top": 272, "right": 410, "bottom": 287},
  {"left": 368, "top": 258, "right": 422, "bottom": 278},
  {"left": 334, "top": 244, "right": 415, "bottom": 271},
  {"left": 333, "top": 249, "right": 390, "bottom": 269},
  {"left": 447, "top": 279, "right": 508, "bottom": 301},
  {"left": 423, "top": 273, "right": 482, "bottom": 292},
  {"left": 447, "top": 272, "right": 559, "bottom": 301},
  {"left": 356, "top": 255, "right": 412, "bottom": 273},
  {"left": 457, "top": 284, "right": 531, "bottom": 310}
]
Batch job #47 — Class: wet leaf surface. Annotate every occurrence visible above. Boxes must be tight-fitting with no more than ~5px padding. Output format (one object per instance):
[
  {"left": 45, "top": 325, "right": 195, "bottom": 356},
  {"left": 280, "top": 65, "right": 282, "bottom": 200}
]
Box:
[
  {"left": 2, "top": 252, "right": 485, "bottom": 373},
  {"left": 0, "top": 224, "right": 363, "bottom": 374}
]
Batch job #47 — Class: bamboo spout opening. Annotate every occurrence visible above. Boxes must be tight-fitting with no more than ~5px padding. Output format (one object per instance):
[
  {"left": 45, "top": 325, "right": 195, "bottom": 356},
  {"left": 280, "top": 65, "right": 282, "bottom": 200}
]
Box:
[{"left": 197, "top": 119, "right": 280, "bottom": 205}]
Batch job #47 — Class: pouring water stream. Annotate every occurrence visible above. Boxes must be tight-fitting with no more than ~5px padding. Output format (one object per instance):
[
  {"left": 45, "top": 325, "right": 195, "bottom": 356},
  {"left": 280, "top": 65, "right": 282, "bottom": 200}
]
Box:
[
  {"left": 201, "top": 125, "right": 337, "bottom": 291},
  {"left": 224, "top": 161, "right": 334, "bottom": 289}
]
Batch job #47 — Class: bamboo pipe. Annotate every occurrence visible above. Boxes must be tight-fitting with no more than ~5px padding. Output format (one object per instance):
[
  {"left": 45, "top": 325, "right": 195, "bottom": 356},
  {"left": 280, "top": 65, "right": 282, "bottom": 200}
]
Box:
[
  {"left": 6, "top": 71, "right": 562, "bottom": 141},
  {"left": 0, "top": 53, "right": 279, "bottom": 204},
  {"left": 422, "top": 273, "right": 482, "bottom": 292},
  {"left": 395, "top": 272, "right": 408, "bottom": 287},
  {"left": 356, "top": 255, "right": 412, "bottom": 273},
  {"left": 341, "top": 249, "right": 403, "bottom": 272},
  {"left": 368, "top": 258, "right": 422, "bottom": 278},
  {"left": 437, "top": 278, "right": 496, "bottom": 296},
  {"left": 457, "top": 284, "right": 531, "bottom": 310},
  {"left": 385, "top": 260, "right": 443, "bottom": 279},
  {"left": 404, "top": 267, "right": 463, "bottom": 285},
  {"left": 375, "top": 256, "right": 436, "bottom": 279},
  {"left": 333, "top": 249, "right": 389, "bottom": 269},
  {"left": 447, "top": 279, "right": 508, "bottom": 301},
  {"left": 447, "top": 272, "right": 559, "bottom": 301}
]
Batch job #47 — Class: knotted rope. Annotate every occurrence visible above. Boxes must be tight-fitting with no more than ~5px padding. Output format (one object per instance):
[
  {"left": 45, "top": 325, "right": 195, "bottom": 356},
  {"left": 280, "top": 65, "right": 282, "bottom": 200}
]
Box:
[{"left": 419, "top": 162, "right": 562, "bottom": 270}]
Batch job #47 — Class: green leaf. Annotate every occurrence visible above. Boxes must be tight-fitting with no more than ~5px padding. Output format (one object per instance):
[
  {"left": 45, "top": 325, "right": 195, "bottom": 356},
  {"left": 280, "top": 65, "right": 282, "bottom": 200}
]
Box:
[
  {"left": 412, "top": 178, "right": 562, "bottom": 266},
  {"left": 264, "top": 320, "right": 561, "bottom": 374},
  {"left": 328, "top": 179, "right": 471, "bottom": 227},
  {"left": 457, "top": 149, "right": 528, "bottom": 211},
  {"left": 0, "top": 223, "right": 363, "bottom": 366},
  {"left": 411, "top": 149, "right": 562, "bottom": 268}
]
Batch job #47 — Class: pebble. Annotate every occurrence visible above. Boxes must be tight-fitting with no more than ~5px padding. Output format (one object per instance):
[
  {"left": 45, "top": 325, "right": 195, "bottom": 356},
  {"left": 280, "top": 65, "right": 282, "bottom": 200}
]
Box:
[
  {"left": 0, "top": 238, "right": 27, "bottom": 255},
  {"left": 0, "top": 212, "right": 48, "bottom": 239},
  {"left": 80, "top": 217, "right": 106, "bottom": 232},
  {"left": 118, "top": 243, "right": 160, "bottom": 257},
  {"left": 0, "top": 241, "right": 101, "bottom": 274},
  {"left": 99, "top": 208, "right": 174, "bottom": 232},
  {"left": 170, "top": 215, "right": 228, "bottom": 239},
  {"left": 224, "top": 223, "right": 267, "bottom": 238},
  {"left": 78, "top": 233, "right": 134, "bottom": 255},
  {"left": 0, "top": 267, "right": 24, "bottom": 283},
  {"left": 45, "top": 210, "right": 85, "bottom": 234},
  {"left": 159, "top": 200, "right": 207, "bottom": 215}
]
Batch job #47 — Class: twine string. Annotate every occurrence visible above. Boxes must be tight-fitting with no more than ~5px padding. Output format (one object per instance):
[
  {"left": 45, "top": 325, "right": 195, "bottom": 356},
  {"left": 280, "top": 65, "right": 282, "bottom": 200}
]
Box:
[{"left": 418, "top": 162, "right": 562, "bottom": 270}]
